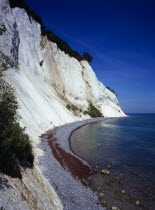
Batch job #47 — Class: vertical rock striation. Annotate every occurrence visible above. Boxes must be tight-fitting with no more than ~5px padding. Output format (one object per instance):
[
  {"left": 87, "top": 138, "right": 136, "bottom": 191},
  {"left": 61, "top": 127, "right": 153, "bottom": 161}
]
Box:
[
  {"left": 0, "top": 0, "right": 125, "bottom": 139},
  {"left": 0, "top": 0, "right": 126, "bottom": 209}
]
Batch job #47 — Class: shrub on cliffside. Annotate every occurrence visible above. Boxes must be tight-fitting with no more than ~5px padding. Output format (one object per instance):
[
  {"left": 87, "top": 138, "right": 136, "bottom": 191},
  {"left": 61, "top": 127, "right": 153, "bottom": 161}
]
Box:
[
  {"left": 86, "top": 103, "right": 103, "bottom": 118},
  {"left": 106, "top": 86, "right": 117, "bottom": 97},
  {"left": 82, "top": 52, "right": 93, "bottom": 62},
  {"left": 0, "top": 76, "right": 34, "bottom": 178}
]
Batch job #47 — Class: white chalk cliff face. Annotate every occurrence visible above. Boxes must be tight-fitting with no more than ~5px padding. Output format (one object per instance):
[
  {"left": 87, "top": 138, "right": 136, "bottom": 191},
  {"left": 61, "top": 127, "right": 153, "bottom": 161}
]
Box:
[
  {"left": 0, "top": 0, "right": 126, "bottom": 209},
  {"left": 0, "top": 0, "right": 125, "bottom": 140}
]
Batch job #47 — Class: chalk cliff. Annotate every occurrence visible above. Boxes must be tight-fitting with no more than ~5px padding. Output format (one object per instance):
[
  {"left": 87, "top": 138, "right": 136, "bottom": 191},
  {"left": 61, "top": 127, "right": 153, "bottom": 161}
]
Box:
[
  {"left": 0, "top": 0, "right": 126, "bottom": 209},
  {"left": 0, "top": 0, "right": 125, "bottom": 138}
]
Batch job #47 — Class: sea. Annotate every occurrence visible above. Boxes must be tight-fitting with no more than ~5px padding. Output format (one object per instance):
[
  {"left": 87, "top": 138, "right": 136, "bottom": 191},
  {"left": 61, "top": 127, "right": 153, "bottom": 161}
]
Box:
[{"left": 70, "top": 114, "right": 155, "bottom": 210}]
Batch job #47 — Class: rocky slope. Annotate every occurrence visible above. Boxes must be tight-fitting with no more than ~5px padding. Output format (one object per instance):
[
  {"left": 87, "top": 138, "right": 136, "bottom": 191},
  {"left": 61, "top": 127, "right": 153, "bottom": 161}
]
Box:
[{"left": 0, "top": 0, "right": 126, "bottom": 209}]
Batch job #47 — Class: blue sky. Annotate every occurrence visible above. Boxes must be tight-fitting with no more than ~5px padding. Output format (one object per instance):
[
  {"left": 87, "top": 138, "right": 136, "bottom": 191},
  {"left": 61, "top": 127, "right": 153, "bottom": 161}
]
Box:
[{"left": 26, "top": 0, "right": 155, "bottom": 113}]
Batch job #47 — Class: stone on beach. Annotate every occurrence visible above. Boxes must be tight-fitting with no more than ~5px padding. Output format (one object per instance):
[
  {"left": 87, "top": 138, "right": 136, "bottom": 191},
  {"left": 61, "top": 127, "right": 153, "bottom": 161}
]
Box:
[
  {"left": 136, "top": 200, "right": 141, "bottom": 205},
  {"left": 121, "top": 190, "right": 126, "bottom": 194},
  {"left": 99, "top": 192, "right": 104, "bottom": 197},
  {"left": 112, "top": 207, "right": 119, "bottom": 210},
  {"left": 101, "top": 169, "right": 110, "bottom": 175}
]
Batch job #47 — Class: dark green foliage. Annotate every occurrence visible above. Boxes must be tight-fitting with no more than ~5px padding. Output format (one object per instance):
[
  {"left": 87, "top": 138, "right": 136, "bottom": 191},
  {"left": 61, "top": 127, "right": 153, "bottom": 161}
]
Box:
[
  {"left": 0, "top": 79, "right": 18, "bottom": 129},
  {"left": 66, "top": 104, "right": 71, "bottom": 110},
  {"left": 82, "top": 52, "right": 93, "bottom": 62},
  {"left": 45, "top": 30, "right": 83, "bottom": 61},
  {"left": 9, "top": 0, "right": 92, "bottom": 62},
  {"left": 66, "top": 102, "right": 102, "bottom": 118},
  {"left": 86, "top": 103, "right": 103, "bottom": 118},
  {"left": 39, "top": 60, "right": 43, "bottom": 66},
  {"left": 106, "top": 86, "right": 117, "bottom": 97},
  {"left": 1, "top": 62, "right": 9, "bottom": 71},
  {"left": 71, "top": 104, "right": 78, "bottom": 112},
  {"left": 66, "top": 104, "right": 78, "bottom": 112},
  {"left": 83, "top": 111, "right": 88, "bottom": 115},
  {"left": 9, "top": 0, "right": 45, "bottom": 33},
  {"left": 0, "top": 25, "right": 6, "bottom": 35},
  {"left": 0, "top": 77, "right": 34, "bottom": 178}
]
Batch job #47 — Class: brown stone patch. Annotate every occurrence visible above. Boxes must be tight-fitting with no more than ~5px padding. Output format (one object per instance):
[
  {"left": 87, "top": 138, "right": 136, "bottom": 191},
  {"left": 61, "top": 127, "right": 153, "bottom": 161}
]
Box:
[{"left": 45, "top": 131, "right": 91, "bottom": 180}]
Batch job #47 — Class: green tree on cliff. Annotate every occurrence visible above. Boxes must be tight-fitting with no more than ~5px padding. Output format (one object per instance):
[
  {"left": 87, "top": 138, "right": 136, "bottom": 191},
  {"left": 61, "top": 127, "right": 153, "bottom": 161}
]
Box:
[
  {"left": 0, "top": 74, "right": 34, "bottom": 178},
  {"left": 82, "top": 52, "right": 93, "bottom": 63}
]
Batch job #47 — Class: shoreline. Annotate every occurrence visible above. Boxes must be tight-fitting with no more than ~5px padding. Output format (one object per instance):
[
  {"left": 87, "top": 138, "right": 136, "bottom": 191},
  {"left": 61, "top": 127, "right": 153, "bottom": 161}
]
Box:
[
  {"left": 38, "top": 117, "right": 107, "bottom": 210},
  {"left": 67, "top": 118, "right": 109, "bottom": 167},
  {"left": 54, "top": 117, "right": 109, "bottom": 169},
  {"left": 39, "top": 116, "right": 151, "bottom": 210},
  {"left": 62, "top": 116, "right": 154, "bottom": 210},
  {"left": 49, "top": 117, "right": 109, "bottom": 179}
]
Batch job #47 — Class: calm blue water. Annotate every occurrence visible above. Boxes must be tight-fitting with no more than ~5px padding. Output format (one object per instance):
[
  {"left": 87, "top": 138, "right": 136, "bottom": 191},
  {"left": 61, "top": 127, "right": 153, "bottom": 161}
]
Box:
[{"left": 70, "top": 114, "right": 155, "bottom": 209}]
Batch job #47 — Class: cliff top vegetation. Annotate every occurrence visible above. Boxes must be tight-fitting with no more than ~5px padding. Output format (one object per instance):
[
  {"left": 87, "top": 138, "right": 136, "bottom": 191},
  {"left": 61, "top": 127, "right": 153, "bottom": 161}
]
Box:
[{"left": 9, "top": 0, "right": 93, "bottom": 63}]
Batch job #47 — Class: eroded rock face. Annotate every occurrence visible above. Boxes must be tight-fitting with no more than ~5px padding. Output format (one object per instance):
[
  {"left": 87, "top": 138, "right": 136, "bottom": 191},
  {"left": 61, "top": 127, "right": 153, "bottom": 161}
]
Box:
[
  {"left": 0, "top": 0, "right": 125, "bottom": 139},
  {"left": 0, "top": 0, "right": 126, "bottom": 209},
  {"left": 43, "top": 38, "right": 126, "bottom": 118},
  {"left": 0, "top": 167, "right": 63, "bottom": 210}
]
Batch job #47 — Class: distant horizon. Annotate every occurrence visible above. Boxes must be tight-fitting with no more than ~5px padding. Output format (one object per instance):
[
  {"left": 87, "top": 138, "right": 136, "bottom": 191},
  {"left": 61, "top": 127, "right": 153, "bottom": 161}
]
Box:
[
  {"left": 26, "top": 0, "right": 155, "bottom": 113},
  {"left": 126, "top": 113, "right": 155, "bottom": 114}
]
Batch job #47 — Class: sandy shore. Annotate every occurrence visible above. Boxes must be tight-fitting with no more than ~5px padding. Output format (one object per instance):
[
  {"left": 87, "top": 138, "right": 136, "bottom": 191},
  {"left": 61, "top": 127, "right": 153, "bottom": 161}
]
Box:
[{"left": 38, "top": 117, "right": 106, "bottom": 210}]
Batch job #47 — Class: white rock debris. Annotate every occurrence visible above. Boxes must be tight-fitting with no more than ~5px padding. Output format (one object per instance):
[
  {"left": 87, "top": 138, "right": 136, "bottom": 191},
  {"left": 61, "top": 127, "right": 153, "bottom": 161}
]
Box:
[{"left": 0, "top": 0, "right": 126, "bottom": 209}]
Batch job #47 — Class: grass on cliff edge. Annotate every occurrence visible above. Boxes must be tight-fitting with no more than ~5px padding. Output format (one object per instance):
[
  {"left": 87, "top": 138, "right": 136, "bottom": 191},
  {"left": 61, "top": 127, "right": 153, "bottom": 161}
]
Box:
[{"left": 0, "top": 75, "right": 34, "bottom": 179}]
